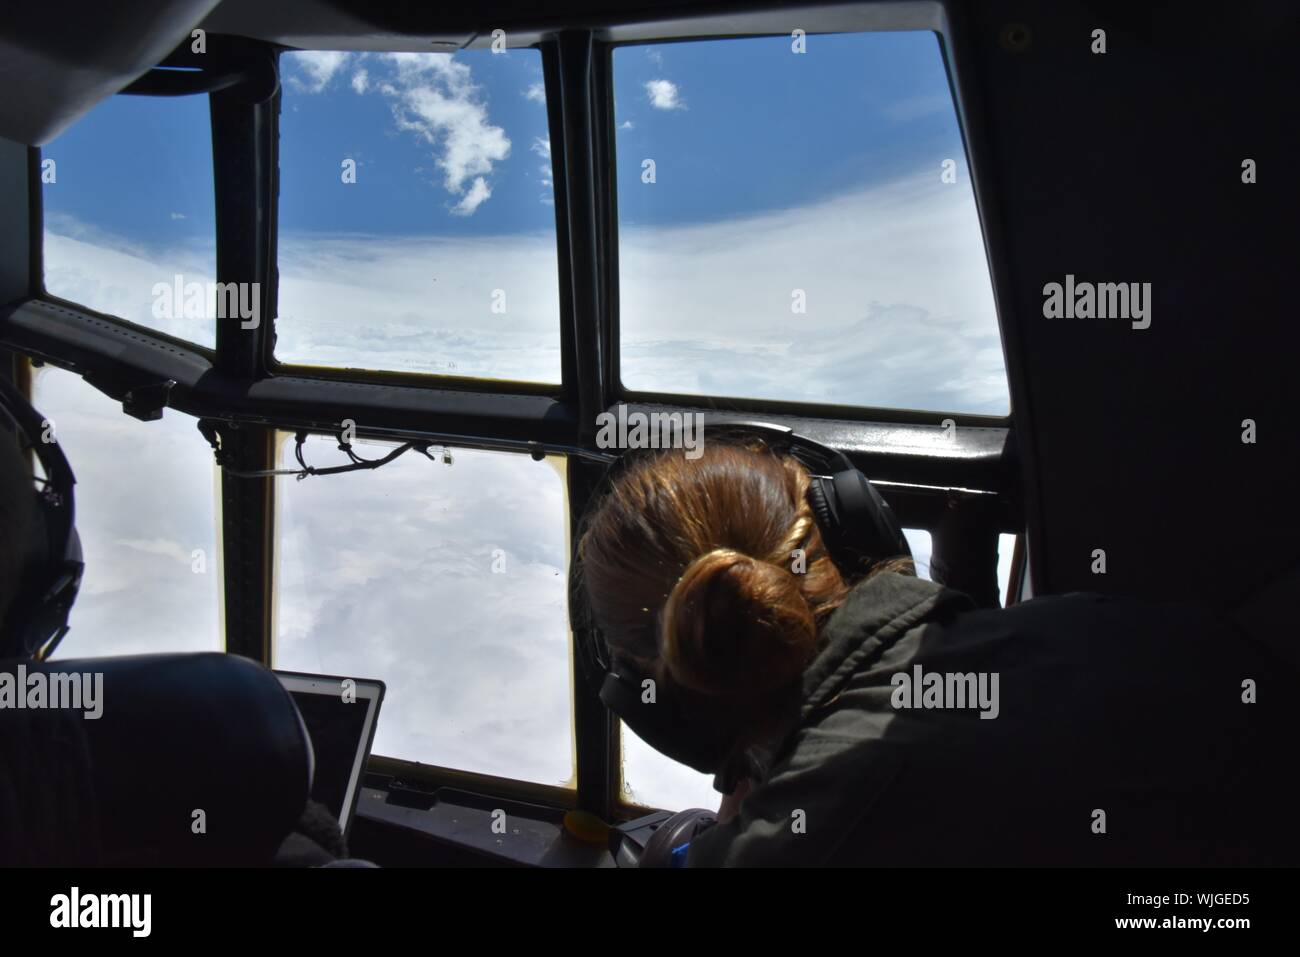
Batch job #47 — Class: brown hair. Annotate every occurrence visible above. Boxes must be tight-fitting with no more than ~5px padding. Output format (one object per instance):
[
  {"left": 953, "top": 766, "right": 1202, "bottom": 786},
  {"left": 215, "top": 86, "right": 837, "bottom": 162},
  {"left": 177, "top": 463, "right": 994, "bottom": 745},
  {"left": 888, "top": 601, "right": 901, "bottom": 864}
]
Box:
[{"left": 578, "top": 439, "right": 907, "bottom": 701}]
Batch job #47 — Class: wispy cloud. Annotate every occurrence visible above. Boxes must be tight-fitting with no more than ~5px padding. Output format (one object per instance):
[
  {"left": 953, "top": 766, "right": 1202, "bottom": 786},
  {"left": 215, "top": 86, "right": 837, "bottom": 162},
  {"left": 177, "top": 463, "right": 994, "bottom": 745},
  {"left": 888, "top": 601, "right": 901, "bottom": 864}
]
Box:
[
  {"left": 377, "top": 52, "right": 511, "bottom": 215},
  {"left": 451, "top": 176, "right": 492, "bottom": 216},
  {"left": 281, "top": 51, "right": 510, "bottom": 216},
  {"left": 287, "top": 50, "right": 351, "bottom": 93},
  {"left": 645, "top": 78, "right": 684, "bottom": 110},
  {"left": 880, "top": 91, "right": 951, "bottom": 122},
  {"left": 115, "top": 537, "right": 193, "bottom": 565},
  {"left": 531, "top": 136, "right": 553, "bottom": 190},
  {"left": 524, "top": 81, "right": 546, "bottom": 104}
]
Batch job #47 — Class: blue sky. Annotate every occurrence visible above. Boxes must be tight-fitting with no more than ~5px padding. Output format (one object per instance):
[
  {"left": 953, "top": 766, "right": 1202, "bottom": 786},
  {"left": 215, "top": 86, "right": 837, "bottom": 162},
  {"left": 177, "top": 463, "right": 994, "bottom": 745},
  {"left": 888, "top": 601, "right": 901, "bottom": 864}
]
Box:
[
  {"left": 40, "top": 93, "right": 215, "bottom": 257},
  {"left": 279, "top": 50, "right": 554, "bottom": 233},
  {"left": 36, "top": 32, "right": 1012, "bottom": 813},
  {"left": 614, "top": 32, "right": 963, "bottom": 226}
]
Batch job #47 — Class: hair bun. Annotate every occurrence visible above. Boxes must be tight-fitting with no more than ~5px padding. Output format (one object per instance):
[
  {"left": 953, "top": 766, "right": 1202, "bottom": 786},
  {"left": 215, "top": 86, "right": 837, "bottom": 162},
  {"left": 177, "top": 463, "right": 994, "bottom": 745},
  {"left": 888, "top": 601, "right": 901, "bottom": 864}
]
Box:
[{"left": 661, "top": 548, "right": 816, "bottom": 696}]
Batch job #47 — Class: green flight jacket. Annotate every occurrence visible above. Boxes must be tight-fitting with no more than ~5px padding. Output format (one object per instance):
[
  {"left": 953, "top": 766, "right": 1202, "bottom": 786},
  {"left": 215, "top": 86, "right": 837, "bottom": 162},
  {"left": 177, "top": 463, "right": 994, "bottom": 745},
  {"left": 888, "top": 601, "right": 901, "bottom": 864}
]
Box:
[{"left": 687, "top": 572, "right": 1295, "bottom": 866}]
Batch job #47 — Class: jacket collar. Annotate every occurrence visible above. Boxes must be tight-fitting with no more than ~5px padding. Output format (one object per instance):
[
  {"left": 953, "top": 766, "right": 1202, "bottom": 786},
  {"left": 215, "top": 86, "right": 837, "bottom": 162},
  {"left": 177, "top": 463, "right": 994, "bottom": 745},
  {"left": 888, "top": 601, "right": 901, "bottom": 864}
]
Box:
[
  {"left": 800, "top": 571, "right": 975, "bottom": 718},
  {"left": 714, "top": 572, "right": 974, "bottom": 793}
]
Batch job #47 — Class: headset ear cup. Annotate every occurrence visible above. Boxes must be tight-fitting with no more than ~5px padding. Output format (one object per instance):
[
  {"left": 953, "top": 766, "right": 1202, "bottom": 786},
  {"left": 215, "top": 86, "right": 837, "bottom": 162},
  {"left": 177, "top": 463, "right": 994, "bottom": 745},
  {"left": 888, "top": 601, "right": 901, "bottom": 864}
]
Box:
[
  {"left": 826, "top": 470, "right": 909, "bottom": 566},
  {"left": 831, "top": 469, "right": 911, "bottom": 561},
  {"left": 806, "top": 477, "right": 838, "bottom": 549}
]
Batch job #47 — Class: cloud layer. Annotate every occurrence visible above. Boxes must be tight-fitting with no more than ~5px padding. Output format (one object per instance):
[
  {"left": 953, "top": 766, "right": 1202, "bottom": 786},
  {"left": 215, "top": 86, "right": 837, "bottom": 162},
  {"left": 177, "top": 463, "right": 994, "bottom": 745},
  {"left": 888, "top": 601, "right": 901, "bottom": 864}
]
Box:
[
  {"left": 274, "top": 438, "right": 574, "bottom": 786},
  {"left": 618, "top": 174, "right": 1007, "bottom": 414},
  {"left": 48, "top": 168, "right": 1004, "bottom": 412},
  {"left": 31, "top": 369, "right": 223, "bottom": 658}
]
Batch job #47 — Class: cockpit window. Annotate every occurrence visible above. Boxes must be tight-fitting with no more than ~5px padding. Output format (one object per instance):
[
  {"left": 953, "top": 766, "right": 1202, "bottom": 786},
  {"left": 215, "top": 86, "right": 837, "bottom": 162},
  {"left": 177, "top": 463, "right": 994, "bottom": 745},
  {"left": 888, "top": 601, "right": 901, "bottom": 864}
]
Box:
[
  {"left": 274, "top": 50, "right": 561, "bottom": 384},
  {"left": 29, "top": 365, "right": 224, "bottom": 656},
  {"left": 40, "top": 93, "right": 218, "bottom": 348},
  {"left": 612, "top": 32, "right": 1008, "bottom": 415},
  {"left": 272, "top": 434, "right": 575, "bottom": 788}
]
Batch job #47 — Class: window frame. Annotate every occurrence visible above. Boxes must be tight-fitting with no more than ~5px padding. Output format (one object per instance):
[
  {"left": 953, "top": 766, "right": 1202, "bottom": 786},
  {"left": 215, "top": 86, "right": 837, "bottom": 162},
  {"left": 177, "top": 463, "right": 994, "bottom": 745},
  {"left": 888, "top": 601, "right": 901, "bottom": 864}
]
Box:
[
  {"left": 35, "top": 88, "right": 220, "bottom": 363},
  {"left": 599, "top": 30, "right": 1010, "bottom": 428},
  {"left": 264, "top": 43, "right": 576, "bottom": 399},
  {"left": 268, "top": 429, "right": 580, "bottom": 801}
]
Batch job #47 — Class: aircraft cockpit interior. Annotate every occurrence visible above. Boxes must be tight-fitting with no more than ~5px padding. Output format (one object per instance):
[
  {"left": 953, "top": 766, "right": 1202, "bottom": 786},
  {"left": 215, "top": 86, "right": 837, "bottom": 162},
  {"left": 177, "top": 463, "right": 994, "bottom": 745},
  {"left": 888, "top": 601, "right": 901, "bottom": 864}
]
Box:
[{"left": 0, "top": 0, "right": 1296, "bottom": 921}]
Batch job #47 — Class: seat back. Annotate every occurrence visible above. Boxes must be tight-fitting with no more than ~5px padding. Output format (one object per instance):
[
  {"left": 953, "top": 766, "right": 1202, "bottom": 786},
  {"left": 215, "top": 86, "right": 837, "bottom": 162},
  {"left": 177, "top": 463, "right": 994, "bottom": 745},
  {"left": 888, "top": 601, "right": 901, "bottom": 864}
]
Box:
[{"left": 0, "top": 652, "right": 313, "bottom": 865}]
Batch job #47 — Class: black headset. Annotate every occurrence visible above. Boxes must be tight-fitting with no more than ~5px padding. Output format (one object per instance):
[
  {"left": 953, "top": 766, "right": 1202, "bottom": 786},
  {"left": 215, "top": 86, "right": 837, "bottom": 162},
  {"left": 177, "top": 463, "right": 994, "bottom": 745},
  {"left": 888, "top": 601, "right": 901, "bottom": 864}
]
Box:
[
  {"left": 570, "top": 418, "right": 910, "bottom": 782},
  {"left": 0, "top": 375, "right": 84, "bottom": 661}
]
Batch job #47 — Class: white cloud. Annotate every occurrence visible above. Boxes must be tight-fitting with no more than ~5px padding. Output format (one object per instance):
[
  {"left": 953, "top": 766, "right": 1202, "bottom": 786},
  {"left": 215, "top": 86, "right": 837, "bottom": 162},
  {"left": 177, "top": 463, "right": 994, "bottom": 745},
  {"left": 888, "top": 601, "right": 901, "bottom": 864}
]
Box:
[
  {"left": 376, "top": 52, "right": 510, "bottom": 214},
  {"left": 280, "top": 52, "right": 509, "bottom": 216},
  {"left": 169, "top": 212, "right": 186, "bottom": 220},
  {"left": 623, "top": 723, "right": 718, "bottom": 810},
  {"left": 524, "top": 81, "right": 546, "bottom": 104},
  {"left": 383, "top": 51, "right": 472, "bottom": 90},
  {"left": 274, "top": 437, "right": 574, "bottom": 786},
  {"left": 273, "top": 228, "right": 563, "bottom": 382},
  {"left": 645, "top": 78, "right": 684, "bottom": 110},
  {"left": 287, "top": 50, "right": 351, "bottom": 93},
  {"left": 450, "top": 176, "right": 492, "bottom": 216},
  {"left": 30, "top": 369, "right": 221, "bottom": 653},
  {"left": 615, "top": 174, "right": 1007, "bottom": 413},
  {"left": 532, "top": 136, "right": 553, "bottom": 190},
  {"left": 46, "top": 169, "right": 1005, "bottom": 409},
  {"left": 619, "top": 120, "right": 634, "bottom": 130},
  {"left": 881, "top": 92, "right": 951, "bottom": 122},
  {"left": 115, "top": 538, "right": 194, "bottom": 565},
  {"left": 43, "top": 224, "right": 216, "bottom": 346}
]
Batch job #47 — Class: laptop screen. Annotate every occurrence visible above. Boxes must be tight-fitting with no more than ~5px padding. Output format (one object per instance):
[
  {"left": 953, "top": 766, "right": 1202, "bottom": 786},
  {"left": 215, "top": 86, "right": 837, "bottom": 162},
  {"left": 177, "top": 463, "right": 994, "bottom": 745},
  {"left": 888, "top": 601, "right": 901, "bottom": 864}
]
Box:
[{"left": 277, "top": 672, "right": 385, "bottom": 836}]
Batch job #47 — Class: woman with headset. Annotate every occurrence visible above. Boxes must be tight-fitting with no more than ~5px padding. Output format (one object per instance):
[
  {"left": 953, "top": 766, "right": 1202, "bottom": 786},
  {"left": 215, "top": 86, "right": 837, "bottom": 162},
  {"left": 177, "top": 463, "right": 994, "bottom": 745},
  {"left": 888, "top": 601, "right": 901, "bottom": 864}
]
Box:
[{"left": 573, "top": 427, "right": 1293, "bottom": 866}]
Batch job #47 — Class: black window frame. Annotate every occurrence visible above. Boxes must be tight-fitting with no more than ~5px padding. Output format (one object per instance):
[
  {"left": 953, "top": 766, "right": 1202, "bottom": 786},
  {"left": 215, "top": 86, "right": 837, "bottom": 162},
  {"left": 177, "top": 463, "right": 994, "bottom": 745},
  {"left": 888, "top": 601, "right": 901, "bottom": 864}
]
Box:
[
  {"left": 264, "top": 42, "right": 576, "bottom": 400},
  {"left": 599, "top": 31, "right": 1013, "bottom": 429}
]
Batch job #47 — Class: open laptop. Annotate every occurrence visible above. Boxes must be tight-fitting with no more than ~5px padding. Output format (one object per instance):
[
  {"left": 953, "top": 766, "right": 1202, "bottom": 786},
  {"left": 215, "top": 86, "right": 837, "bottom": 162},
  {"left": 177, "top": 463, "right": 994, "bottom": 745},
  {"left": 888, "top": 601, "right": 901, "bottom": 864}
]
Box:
[{"left": 275, "top": 670, "right": 385, "bottom": 840}]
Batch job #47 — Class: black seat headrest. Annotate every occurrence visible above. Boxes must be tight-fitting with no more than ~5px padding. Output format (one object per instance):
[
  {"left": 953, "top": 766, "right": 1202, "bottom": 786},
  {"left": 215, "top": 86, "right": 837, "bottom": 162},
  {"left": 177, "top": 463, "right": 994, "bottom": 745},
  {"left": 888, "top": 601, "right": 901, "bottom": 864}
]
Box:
[{"left": 0, "top": 652, "right": 313, "bottom": 866}]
